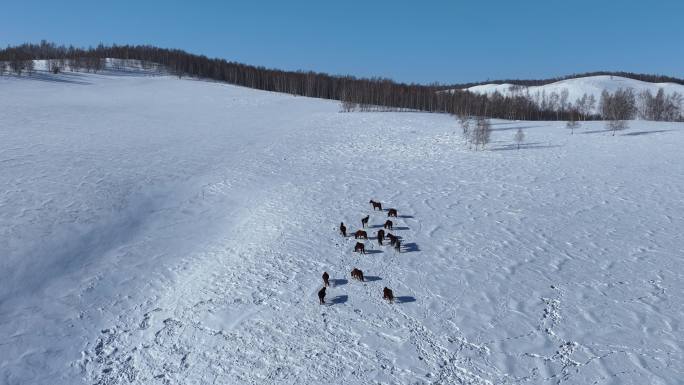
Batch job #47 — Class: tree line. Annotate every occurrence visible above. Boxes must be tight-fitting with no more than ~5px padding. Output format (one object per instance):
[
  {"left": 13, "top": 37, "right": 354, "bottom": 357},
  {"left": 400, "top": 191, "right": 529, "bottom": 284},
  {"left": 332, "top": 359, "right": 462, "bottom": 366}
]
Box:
[
  {"left": 0, "top": 41, "right": 681, "bottom": 122},
  {"left": 0, "top": 41, "right": 588, "bottom": 121},
  {"left": 598, "top": 87, "right": 684, "bottom": 133}
]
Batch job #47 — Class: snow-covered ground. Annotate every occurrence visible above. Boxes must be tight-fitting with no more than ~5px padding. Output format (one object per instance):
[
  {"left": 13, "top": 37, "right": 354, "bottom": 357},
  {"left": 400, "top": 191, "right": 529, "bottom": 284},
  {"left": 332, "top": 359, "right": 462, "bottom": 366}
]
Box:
[
  {"left": 465, "top": 75, "right": 684, "bottom": 111},
  {"left": 1, "top": 70, "right": 683, "bottom": 385}
]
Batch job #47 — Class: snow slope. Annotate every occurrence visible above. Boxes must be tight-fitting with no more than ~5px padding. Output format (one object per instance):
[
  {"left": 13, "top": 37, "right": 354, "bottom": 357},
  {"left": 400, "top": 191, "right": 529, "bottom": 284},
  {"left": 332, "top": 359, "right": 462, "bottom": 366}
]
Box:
[
  {"left": 1, "top": 70, "right": 683, "bottom": 385},
  {"left": 466, "top": 75, "right": 684, "bottom": 110}
]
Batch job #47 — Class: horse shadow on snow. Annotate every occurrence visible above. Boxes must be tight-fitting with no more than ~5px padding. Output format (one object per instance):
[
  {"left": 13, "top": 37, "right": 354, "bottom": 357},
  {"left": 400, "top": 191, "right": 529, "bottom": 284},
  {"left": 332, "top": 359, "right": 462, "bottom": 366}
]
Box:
[
  {"left": 395, "top": 296, "right": 416, "bottom": 304},
  {"left": 330, "top": 295, "right": 348, "bottom": 305},
  {"left": 402, "top": 242, "right": 420, "bottom": 252}
]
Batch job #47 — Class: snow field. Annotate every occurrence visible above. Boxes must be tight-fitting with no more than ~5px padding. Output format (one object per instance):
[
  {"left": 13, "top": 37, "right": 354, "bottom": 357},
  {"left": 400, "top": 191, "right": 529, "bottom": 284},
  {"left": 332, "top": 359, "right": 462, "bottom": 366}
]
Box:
[{"left": 0, "top": 71, "right": 683, "bottom": 384}]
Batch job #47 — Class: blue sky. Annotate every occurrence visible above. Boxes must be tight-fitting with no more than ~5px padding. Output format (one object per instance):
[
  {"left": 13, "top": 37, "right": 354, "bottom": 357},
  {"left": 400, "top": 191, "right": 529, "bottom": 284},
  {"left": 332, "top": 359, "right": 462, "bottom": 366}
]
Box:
[{"left": 1, "top": 0, "right": 682, "bottom": 84}]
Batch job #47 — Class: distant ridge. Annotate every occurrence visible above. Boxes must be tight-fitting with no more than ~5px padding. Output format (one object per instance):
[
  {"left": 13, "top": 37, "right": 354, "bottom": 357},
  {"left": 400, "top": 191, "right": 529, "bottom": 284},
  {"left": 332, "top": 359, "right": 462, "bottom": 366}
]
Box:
[{"left": 447, "top": 71, "right": 684, "bottom": 89}]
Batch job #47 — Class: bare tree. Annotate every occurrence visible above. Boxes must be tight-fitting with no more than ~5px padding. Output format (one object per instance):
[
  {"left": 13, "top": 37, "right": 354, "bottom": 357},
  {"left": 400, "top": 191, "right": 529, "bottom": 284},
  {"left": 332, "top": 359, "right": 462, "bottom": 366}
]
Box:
[
  {"left": 600, "top": 88, "right": 636, "bottom": 135},
  {"left": 587, "top": 94, "right": 597, "bottom": 120},
  {"left": 548, "top": 91, "right": 560, "bottom": 119},
  {"left": 513, "top": 127, "right": 525, "bottom": 149},
  {"left": 566, "top": 111, "right": 580, "bottom": 134},
  {"left": 574, "top": 93, "right": 596, "bottom": 120},
  {"left": 471, "top": 117, "right": 492, "bottom": 150},
  {"left": 25, "top": 60, "right": 34, "bottom": 75},
  {"left": 340, "top": 99, "right": 356, "bottom": 112},
  {"left": 666, "top": 92, "right": 683, "bottom": 121},
  {"left": 48, "top": 59, "right": 61, "bottom": 74},
  {"left": 10, "top": 59, "right": 23, "bottom": 75},
  {"left": 559, "top": 88, "right": 570, "bottom": 116},
  {"left": 575, "top": 94, "right": 587, "bottom": 119},
  {"left": 606, "top": 119, "right": 629, "bottom": 133},
  {"left": 458, "top": 115, "right": 471, "bottom": 139},
  {"left": 638, "top": 88, "right": 683, "bottom": 121}
]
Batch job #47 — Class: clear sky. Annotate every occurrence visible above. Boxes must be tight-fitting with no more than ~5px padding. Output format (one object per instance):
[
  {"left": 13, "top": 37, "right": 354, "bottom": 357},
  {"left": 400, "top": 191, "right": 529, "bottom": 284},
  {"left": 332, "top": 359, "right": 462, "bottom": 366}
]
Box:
[{"left": 1, "top": 0, "right": 682, "bottom": 84}]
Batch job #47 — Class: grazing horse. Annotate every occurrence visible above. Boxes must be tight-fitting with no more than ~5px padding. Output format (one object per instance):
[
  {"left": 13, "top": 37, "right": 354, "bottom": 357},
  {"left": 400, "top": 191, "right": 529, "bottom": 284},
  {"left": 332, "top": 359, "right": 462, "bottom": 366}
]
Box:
[
  {"left": 369, "top": 200, "right": 382, "bottom": 211},
  {"left": 354, "top": 242, "right": 366, "bottom": 254},
  {"left": 322, "top": 271, "right": 330, "bottom": 287},
  {"left": 394, "top": 239, "right": 401, "bottom": 252},
  {"left": 361, "top": 215, "right": 370, "bottom": 228},
  {"left": 377, "top": 229, "right": 385, "bottom": 245},
  {"left": 351, "top": 268, "right": 364, "bottom": 282},
  {"left": 386, "top": 233, "right": 397, "bottom": 246},
  {"left": 387, "top": 208, "right": 398, "bottom": 217},
  {"left": 383, "top": 287, "right": 394, "bottom": 303},
  {"left": 318, "top": 287, "right": 327, "bottom": 304},
  {"left": 354, "top": 230, "right": 368, "bottom": 239},
  {"left": 339, "top": 222, "right": 347, "bottom": 237},
  {"left": 384, "top": 220, "right": 393, "bottom": 230}
]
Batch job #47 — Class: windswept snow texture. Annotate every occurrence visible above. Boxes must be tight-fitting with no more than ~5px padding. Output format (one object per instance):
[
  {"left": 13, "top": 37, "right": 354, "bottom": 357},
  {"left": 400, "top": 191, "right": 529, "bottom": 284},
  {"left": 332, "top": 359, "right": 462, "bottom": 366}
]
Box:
[
  {"left": 466, "top": 75, "right": 684, "bottom": 112},
  {"left": 1, "top": 70, "right": 683, "bottom": 385}
]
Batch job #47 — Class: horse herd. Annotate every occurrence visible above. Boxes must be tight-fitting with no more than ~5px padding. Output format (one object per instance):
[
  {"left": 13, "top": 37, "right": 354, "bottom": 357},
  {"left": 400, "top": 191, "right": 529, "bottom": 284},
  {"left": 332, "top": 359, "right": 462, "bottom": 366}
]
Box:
[{"left": 317, "top": 199, "right": 404, "bottom": 305}]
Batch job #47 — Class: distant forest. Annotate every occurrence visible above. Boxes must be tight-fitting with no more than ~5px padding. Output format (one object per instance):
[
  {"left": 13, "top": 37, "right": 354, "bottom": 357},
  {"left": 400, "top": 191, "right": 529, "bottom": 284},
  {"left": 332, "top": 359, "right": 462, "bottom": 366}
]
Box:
[{"left": 1, "top": 41, "right": 682, "bottom": 122}]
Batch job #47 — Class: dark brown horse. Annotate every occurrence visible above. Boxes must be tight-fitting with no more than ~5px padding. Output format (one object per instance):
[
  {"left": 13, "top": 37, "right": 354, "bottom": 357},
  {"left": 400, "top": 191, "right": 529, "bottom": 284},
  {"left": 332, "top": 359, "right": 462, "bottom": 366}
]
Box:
[
  {"left": 386, "top": 233, "right": 397, "bottom": 246},
  {"left": 351, "top": 268, "right": 364, "bottom": 281},
  {"left": 322, "top": 271, "right": 330, "bottom": 287},
  {"left": 394, "top": 239, "right": 401, "bottom": 252},
  {"left": 387, "top": 208, "right": 398, "bottom": 217},
  {"left": 383, "top": 287, "right": 394, "bottom": 303},
  {"left": 361, "top": 215, "right": 369, "bottom": 228},
  {"left": 369, "top": 200, "right": 382, "bottom": 211},
  {"left": 354, "top": 242, "right": 365, "bottom": 254},
  {"left": 384, "top": 220, "right": 393, "bottom": 230},
  {"left": 318, "top": 287, "right": 326, "bottom": 304},
  {"left": 339, "top": 222, "right": 347, "bottom": 237},
  {"left": 377, "top": 229, "right": 385, "bottom": 245},
  {"left": 354, "top": 230, "right": 368, "bottom": 239}
]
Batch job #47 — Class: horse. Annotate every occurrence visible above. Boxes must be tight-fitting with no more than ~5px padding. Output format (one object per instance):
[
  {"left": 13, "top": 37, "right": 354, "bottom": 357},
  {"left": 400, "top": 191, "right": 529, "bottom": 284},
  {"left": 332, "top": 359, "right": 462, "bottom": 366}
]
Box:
[
  {"left": 394, "top": 239, "right": 401, "bottom": 252},
  {"left": 383, "top": 287, "right": 394, "bottom": 303},
  {"left": 386, "top": 233, "right": 397, "bottom": 246},
  {"left": 387, "top": 208, "right": 398, "bottom": 217},
  {"left": 369, "top": 200, "right": 382, "bottom": 211},
  {"left": 377, "top": 229, "right": 385, "bottom": 245},
  {"left": 354, "top": 242, "right": 366, "bottom": 254},
  {"left": 361, "top": 215, "right": 370, "bottom": 228},
  {"left": 322, "top": 271, "right": 330, "bottom": 287},
  {"left": 318, "top": 287, "right": 326, "bottom": 304},
  {"left": 351, "top": 268, "right": 364, "bottom": 282},
  {"left": 354, "top": 230, "right": 368, "bottom": 239},
  {"left": 384, "top": 220, "right": 393, "bottom": 230},
  {"left": 339, "top": 222, "right": 347, "bottom": 237}
]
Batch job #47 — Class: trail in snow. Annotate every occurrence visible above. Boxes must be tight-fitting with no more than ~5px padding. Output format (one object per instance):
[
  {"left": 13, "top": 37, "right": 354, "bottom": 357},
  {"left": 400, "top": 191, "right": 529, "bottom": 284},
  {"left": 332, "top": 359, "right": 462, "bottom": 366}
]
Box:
[{"left": 1, "top": 71, "right": 683, "bottom": 384}]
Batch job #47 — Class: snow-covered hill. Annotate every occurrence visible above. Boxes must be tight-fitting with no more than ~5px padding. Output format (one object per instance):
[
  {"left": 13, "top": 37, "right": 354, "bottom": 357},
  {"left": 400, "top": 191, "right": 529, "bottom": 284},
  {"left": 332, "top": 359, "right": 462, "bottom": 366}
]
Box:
[
  {"left": 466, "top": 75, "right": 684, "bottom": 111},
  {"left": 1, "top": 71, "right": 683, "bottom": 385}
]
